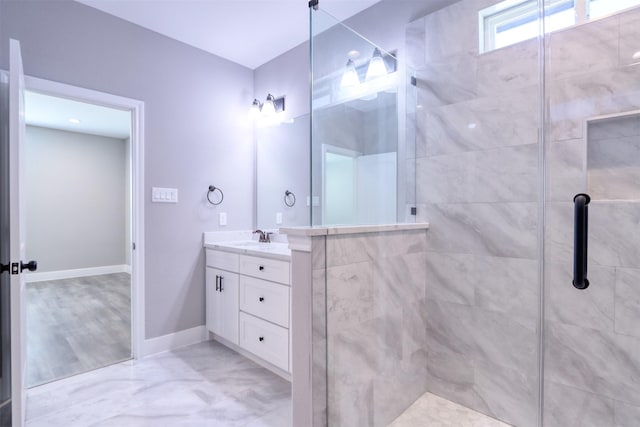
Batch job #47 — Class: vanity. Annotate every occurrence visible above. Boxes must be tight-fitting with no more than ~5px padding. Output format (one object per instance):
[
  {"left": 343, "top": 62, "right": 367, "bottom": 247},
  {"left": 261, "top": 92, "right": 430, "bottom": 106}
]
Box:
[{"left": 203, "top": 232, "right": 292, "bottom": 379}]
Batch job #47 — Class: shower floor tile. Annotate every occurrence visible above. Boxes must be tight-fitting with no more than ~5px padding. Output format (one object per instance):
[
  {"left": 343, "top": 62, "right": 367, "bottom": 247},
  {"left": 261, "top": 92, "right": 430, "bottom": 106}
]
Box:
[{"left": 390, "top": 392, "right": 512, "bottom": 427}]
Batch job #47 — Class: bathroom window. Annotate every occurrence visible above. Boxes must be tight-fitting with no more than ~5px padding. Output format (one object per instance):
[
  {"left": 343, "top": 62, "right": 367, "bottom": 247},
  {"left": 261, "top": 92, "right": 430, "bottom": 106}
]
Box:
[
  {"left": 479, "top": 0, "right": 640, "bottom": 53},
  {"left": 588, "top": 0, "right": 640, "bottom": 19}
]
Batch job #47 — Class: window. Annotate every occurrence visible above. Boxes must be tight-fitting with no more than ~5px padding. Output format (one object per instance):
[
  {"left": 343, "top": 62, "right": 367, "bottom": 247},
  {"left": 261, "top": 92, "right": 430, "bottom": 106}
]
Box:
[
  {"left": 479, "top": 0, "right": 640, "bottom": 53},
  {"left": 588, "top": 0, "right": 640, "bottom": 19}
]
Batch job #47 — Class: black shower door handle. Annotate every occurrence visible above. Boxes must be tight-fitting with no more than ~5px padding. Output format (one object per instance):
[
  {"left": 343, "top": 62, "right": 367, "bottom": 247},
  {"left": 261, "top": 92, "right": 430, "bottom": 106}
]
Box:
[{"left": 573, "top": 193, "right": 590, "bottom": 290}]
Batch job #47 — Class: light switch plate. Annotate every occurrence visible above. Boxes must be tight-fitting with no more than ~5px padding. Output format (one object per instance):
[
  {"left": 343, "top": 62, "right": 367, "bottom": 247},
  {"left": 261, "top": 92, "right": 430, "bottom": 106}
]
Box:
[
  {"left": 276, "top": 212, "right": 283, "bottom": 225},
  {"left": 152, "top": 187, "right": 178, "bottom": 203}
]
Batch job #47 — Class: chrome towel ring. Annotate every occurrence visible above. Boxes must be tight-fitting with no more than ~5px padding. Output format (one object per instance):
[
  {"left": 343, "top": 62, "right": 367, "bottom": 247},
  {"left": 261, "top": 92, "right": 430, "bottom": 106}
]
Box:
[
  {"left": 284, "top": 190, "right": 296, "bottom": 207},
  {"left": 207, "top": 185, "right": 224, "bottom": 205}
]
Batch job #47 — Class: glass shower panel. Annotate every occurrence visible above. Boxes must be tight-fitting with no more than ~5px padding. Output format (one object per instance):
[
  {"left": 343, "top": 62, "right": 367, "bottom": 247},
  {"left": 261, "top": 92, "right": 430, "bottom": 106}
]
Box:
[
  {"left": 542, "top": 4, "right": 640, "bottom": 426},
  {"left": 312, "top": 0, "right": 542, "bottom": 425},
  {"left": 310, "top": 6, "right": 414, "bottom": 227},
  {"left": 310, "top": 5, "right": 424, "bottom": 427},
  {"left": 407, "top": 1, "right": 543, "bottom": 426}
]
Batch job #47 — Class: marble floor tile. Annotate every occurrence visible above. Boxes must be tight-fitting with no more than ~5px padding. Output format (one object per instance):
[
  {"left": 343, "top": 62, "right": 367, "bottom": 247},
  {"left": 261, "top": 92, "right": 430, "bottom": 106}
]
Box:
[
  {"left": 390, "top": 392, "right": 512, "bottom": 427},
  {"left": 26, "top": 340, "right": 291, "bottom": 427}
]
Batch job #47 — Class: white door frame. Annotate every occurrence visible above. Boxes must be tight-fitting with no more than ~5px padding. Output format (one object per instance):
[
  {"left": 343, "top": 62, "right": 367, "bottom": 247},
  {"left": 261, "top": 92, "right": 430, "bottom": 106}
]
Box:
[
  {"left": 320, "top": 143, "right": 360, "bottom": 225},
  {"left": 23, "top": 76, "right": 146, "bottom": 360}
]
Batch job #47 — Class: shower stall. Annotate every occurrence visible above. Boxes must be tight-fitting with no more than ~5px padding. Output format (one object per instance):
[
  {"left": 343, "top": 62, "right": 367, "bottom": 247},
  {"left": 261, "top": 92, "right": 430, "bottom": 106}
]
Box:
[{"left": 306, "top": 0, "right": 640, "bottom": 426}]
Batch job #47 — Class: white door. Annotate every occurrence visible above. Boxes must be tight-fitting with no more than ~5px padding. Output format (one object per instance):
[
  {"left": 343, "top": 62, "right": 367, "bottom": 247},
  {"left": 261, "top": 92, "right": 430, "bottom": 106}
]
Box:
[{"left": 9, "top": 38, "right": 35, "bottom": 427}]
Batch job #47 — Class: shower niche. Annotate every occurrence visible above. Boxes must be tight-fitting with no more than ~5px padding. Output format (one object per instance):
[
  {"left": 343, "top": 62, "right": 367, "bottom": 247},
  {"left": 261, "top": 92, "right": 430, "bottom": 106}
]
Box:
[{"left": 587, "top": 113, "right": 640, "bottom": 201}]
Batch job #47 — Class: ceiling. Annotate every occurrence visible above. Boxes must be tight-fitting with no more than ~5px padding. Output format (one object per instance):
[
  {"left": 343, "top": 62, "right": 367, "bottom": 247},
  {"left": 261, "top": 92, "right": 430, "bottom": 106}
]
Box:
[
  {"left": 25, "top": 91, "right": 131, "bottom": 139},
  {"left": 76, "top": 0, "right": 383, "bottom": 70}
]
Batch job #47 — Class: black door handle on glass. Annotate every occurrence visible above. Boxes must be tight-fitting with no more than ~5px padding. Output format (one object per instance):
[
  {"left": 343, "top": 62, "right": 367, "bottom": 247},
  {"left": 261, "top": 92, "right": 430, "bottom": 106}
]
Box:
[{"left": 573, "top": 193, "right": 590, "bottom": 290}]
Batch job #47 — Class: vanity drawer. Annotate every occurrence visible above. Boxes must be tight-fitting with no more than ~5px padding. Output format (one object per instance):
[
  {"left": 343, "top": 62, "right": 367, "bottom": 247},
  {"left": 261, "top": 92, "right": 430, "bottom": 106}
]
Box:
[
  {"left": 239, "top": 312, "right": 289, "bottom": 372},
  {"left": 239, "top": 255, "right": 290, "bottom": 284},
  {"left": 206, "top": 249, "right": 239, "bottom": 272},
  {"left": 240, "top": 276, "right": 289, "bottom": 328}
]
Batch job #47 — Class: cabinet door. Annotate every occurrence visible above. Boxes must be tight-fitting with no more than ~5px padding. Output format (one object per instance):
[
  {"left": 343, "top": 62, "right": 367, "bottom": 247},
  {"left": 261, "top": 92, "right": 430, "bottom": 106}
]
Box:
[{"left": 205, "top": 267, "right": 239, "bottom": 345}]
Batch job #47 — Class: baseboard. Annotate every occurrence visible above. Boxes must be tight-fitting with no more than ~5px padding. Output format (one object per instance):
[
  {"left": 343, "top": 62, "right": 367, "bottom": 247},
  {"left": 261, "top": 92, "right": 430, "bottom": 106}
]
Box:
[
  {"left": 25, "top": 264, "right": 131, "bottom": 283},
  {"left": 142, "top": 325, "right": 208, "bottom": 357}
]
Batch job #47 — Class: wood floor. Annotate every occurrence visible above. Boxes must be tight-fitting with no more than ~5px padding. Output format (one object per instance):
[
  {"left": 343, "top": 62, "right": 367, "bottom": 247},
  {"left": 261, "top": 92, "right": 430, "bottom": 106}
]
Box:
[{"left": 26, "top": 273, "right": 131, "bottom": 387}]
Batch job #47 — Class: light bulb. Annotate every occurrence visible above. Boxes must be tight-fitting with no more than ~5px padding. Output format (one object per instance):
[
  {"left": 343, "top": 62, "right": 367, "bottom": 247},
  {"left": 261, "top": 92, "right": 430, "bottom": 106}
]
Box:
[
  {"left": 262, "top": 94, "right": 276, "bottom": 116},
  {"left": 365, "top": 48, "right": 388, "bottom": 81},
  {"left": 248, "top": 99, "right": 261, "bottom": 120},
  {"left": 340, "top": 59, "right": 360, "bottom": 88}
]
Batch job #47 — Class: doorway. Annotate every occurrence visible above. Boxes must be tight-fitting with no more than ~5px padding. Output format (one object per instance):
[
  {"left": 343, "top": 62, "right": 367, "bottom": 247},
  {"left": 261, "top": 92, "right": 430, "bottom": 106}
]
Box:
[{"left": 21, "top": 77, "right": 145, "bottom": 387}]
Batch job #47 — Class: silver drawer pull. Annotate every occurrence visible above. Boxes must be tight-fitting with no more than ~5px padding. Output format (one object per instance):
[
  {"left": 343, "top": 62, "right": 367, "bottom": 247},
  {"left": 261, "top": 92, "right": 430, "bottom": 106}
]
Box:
[{"left": 259, "top": 297, "right": 265, "bottom": 302}]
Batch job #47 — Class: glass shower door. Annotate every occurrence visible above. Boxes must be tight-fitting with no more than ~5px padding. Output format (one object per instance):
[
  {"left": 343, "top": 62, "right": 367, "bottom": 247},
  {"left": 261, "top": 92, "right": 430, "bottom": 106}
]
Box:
[{"left": 543, "top": 4, "right": 640, "bottom": 426}]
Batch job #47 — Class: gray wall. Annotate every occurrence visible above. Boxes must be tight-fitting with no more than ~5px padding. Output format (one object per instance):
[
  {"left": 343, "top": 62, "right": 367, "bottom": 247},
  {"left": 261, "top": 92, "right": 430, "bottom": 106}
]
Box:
[
  {"left": 0, "top": 0, "right": 255, "bottom": 339},
  {"left": 25, "top": 125, "right": 127, "bottom": 273}
]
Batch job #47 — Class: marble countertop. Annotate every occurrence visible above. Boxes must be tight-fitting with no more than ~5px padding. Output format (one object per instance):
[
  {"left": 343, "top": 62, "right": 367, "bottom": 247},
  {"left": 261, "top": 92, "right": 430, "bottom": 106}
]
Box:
[{"left": 204, "top": 241, "right": 291, "bottom": 261}]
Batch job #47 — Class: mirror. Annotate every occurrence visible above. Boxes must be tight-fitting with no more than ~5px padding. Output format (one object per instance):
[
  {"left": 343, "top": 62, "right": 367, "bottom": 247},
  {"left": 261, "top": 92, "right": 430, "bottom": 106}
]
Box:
[
  {"left": 311, "top": 90, "right": 401, "bottom": 226},
  {"left": 256, "top": 114, "right": 310, "bottom": 230}
]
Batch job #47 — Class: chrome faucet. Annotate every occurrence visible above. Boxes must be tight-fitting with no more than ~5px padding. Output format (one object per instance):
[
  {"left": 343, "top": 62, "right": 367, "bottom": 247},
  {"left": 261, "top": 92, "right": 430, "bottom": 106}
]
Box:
[{"left": 253, "top": 229, "right": 271, "bottom": 243}]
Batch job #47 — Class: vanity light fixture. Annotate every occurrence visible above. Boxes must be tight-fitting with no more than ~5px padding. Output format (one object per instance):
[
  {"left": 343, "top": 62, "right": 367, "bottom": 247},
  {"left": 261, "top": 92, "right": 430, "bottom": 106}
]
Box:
[
  {"left": 248, "top": 99, "right": 261, "bottom": 120},
  {"left": 261, "top": 94, "right": 277, "bottom": 117},
  {"left": 340, "top": 47, "right": 394, "bottom": 90},
  {"left": 365, "top": 48, "right": 388, "bottom": 81},
  {"left": 248, "top": 94, "right": 286, "bottom": 123},
  {"left": 340, "top": 58, "right": 360, "bottom": 88}
]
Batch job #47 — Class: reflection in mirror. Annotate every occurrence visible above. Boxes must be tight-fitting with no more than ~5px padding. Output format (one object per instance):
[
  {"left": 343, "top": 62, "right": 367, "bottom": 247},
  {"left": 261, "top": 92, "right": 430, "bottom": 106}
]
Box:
[
  {"left": 310, "top": 7, "right": 416, "bottom": 227},
  {"left": 256, "top": 114, "right": 310, "bottom": 229},
  {"left": 313, "top": 92, "right": 399, "bottom": 226}
]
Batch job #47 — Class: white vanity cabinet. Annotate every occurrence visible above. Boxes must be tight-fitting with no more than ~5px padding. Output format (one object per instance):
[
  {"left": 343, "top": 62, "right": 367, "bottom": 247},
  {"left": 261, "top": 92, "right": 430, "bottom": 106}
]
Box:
[
  {"left": 205, "top": 245, "right": 291, "bottom": 376},
  {"left": 238, "top": 256, "right": 291, "bottom": 372},
  {"left": 205, "top": 250, "right": 240, "bottom": 345}
]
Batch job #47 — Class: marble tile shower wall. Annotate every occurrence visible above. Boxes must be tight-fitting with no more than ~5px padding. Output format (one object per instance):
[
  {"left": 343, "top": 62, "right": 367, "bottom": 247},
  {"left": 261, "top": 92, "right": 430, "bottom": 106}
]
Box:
[
  {"left": 544, "top": 7, "right": 640, "bottom": 427},
  {"left": 406, "top": 1, "right": 640, "bottom": 426},
  {"left": 406, "top": 1, "right": 541, "bottom": 426},
  {"left": 322, "top": 230, "right": 428, "bottom": 426}
]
